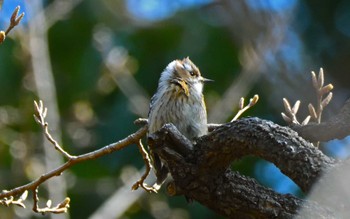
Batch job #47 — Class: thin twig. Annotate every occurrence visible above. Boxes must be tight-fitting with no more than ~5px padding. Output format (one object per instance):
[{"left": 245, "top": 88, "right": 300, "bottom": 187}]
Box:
[
  {"left": 34, "top": 100, "right": 73, "bottom": 159},
  {"left": 1, "top": 101, "right": 150, "bottom": 215},
  {"left": 281, "top": 98, "right": 310, "bottom": 125},
  {"left": 310, "top": 68, "right": 333, "bottom": 124},
  {"left": 0, "top": 125, "right": 147, "bottom": 199},
  {"left": 27, "top": 1, "right": 68, "bottom": 213},
  {"left": 131, "top": 140, "right": 157, "bottom": 193},
  {"left": 5, "top": 6, "right": 25, "bottom": 35},
  {"left": 1, "top": 104, "right": 148, "bottom": 215},
  {"left": 0, "top": 6, "right": 24, "bottom": 44},
  {"left": 310, "top": 68, "right": 333, "bottom": 147},
  {"left": 32, "top": 187, "right": 70, "bottom": 214},
  {"left": 231, "top": 95, "right": 259, "bottom": 122},
  {"left": 0, "top": 190, "right": 27, "bottom": 208},
  {"left": 43, "top": 123, "right": 73, "bottom": 159}
]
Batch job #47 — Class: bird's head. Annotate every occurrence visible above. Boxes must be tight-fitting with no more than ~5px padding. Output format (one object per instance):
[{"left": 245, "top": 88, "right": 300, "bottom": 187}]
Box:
[{"left": 160, "top": 57, "right": 212, "bottom": 87}]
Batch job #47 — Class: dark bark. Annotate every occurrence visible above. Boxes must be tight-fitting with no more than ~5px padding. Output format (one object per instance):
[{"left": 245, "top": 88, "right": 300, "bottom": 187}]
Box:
[
  {"left": 198, "top": 118, "right": 336, "bottom": 192},
  {"left": 148, "top": 118, "right": 338, "bottom": 218}
]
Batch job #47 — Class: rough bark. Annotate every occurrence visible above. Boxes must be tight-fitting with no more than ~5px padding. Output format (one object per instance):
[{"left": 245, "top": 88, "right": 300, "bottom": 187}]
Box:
[{"left": 148, "top": 118, "right": 338, "bottom": 218}]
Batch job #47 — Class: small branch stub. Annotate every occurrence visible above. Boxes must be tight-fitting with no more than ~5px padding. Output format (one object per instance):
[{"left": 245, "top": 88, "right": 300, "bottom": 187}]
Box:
[{"left": 231, "top": 94, "right": 259, "bottom": 122}]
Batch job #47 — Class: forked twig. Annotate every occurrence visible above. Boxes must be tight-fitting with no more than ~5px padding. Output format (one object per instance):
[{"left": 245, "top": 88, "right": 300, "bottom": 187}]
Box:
[
  {"left": 0, "top": 100, "right": 149, "bottom": 214},
  {"left": 0, "top": 6, "right": 25, "bottom": 44},
  {"left": 310, "top": 68, "right": 333, "bottom": 124},
  {"left": 231, "top": 94, "right": 259, "bottom": 122},
  {"left": 33, "top": 100, "right": 73, "bottom": 159},
  {"left": 131, "top": 139, "right": 157, "bottom": 193},
  {"left": 281, "top": 98, "right": 310, "bottom": 125},
  {"left": 281, "top": 68, "right": 333, "bottom": 146},
  {"left": 0, "top": 190, "right": 28, "bottom": 208},
  {"left": 32, "top": 187, "right": 70, "bottom": 214}
]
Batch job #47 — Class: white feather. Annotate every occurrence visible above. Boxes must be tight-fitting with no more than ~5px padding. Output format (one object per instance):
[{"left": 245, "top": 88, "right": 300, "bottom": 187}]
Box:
[
  {"left": 192, "top": 81, "right": 203, "bottom": 95},
  {"left": 159, "top": 60, "right": 177, "bottom": 84}
]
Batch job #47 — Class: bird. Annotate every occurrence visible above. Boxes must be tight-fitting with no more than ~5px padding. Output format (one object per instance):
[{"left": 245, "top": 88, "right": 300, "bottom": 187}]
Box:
[{"left": 147, "top": 57, "right": 211, "bottom": 191}]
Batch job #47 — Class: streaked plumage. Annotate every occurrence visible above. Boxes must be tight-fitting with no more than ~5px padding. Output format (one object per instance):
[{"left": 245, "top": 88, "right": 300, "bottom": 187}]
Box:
[{"left": 148, "top": 57, "right": 209, "bottom": 190}]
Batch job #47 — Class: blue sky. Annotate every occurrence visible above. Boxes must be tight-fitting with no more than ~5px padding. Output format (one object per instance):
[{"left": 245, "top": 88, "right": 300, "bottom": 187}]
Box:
[
  {"left": 126, "top": 0, "right": 212, "bottom": 21},
  {"left": 247, "top": 0, "right": 298, "bottom": 12},
  {"left": 255, "top": 160, "right": 300, "bottom": 195},
  {"left": 126, "top": 0, "right": 298, "bottom": 21},
  {"left": 1, "top": 0, "right": 298, "bottom": 24},
  {"left": 0, "top": 0, "right": 26, "bottom": 29}
]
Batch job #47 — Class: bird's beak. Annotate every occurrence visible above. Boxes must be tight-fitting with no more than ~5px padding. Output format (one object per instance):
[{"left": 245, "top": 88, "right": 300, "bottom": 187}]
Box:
[{"left": 201, "top": 77, "right": 214, "bottom": 83}]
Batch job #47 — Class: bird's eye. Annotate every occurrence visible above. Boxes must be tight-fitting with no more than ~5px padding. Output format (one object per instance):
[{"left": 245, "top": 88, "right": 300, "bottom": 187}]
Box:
[{"left": 189, "top": 71, "right": 195, "bottom": 76}]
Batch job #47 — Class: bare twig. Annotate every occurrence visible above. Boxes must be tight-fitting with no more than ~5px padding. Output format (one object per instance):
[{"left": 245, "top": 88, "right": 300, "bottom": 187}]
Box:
[
  {"left": 0, "top": 100, "right": 148, "bottom": 214},
  {"left": 310, "top": 68, "right": 333, "bottom": 124},
  {"left": 0, "top": 6, "right": 25, "bottom": 44},
  {"left": 281, "top": 98, "right": 311, "bottom": 125},
  {"left": 0, "top": 126, "right": 147, "bottom": 210},
  {"left": 281, "top": 68, "right": 333, "bottom": 127},
  {"left": 33, "top": 100, "right": 73, "bottom": 159},
  {"left": 231, "top": 94, "right": 259, "bottom": 122},
  {"left": 131, "top": 140, "right": 157, "bottom": 193},
  {"left": 27, "top": 2, "right": 68, "bottom": 216},
  {"left": 281, "top": 68, "right": 333, "bottom": 147},
  {"left": 0, "top": 190, "right": 28, "bottom": 208},
  {"left": 32, "top": 187, "right": 70, "bottom": 214}
]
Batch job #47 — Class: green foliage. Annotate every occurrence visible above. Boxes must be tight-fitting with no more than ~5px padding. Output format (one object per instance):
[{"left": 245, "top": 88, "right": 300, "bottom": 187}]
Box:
[{"left": 1, "top": 0, "right": 350, "bottom": 218}]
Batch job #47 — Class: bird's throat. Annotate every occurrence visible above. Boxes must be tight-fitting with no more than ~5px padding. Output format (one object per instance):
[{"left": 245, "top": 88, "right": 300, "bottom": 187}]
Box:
[{"left": 170, "top": 79, "right": 190, "bottom": 97}]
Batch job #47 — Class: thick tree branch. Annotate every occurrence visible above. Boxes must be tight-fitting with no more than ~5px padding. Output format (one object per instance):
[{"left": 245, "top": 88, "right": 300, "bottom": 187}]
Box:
[
  {"left": 149, "top": 118, "right": 337, "bottom": 218},
  {"left": 198, "top": 118, "right": 336, "bottom": 192}
]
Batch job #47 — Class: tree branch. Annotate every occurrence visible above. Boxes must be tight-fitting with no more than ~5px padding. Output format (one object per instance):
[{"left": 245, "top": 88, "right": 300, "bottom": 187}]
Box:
[
  {"left": 1, "top": 99, "right": 346, "bottom": 217},
  {"left": 200, "top": 118, "right": 336, "bottom": 192},
  {"left": 0, "top": 120, "right": 148, "bottom": 211},
  {"left": 0, "top": 124, "right": 147, "bottom": 199},
  {"left": 292, "top": 99, "right": 350, "bottom": 142},
  {"left": 149, "top": 119, "right": 337, "bottom": 218}
]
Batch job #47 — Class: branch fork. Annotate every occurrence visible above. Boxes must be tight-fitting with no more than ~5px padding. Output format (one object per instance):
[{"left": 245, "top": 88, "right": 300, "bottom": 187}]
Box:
[
  {"left": 1, "top": 100, "right": 150, "bottom": 214},
  {"left": 0, "top": 5, "right": 25, "bottom": 44}
]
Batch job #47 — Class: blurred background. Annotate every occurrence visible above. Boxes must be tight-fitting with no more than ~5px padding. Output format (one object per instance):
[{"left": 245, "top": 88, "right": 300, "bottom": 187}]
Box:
[{"left": 1, "top": 0, "right": 350, "bottom": 218}]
